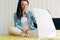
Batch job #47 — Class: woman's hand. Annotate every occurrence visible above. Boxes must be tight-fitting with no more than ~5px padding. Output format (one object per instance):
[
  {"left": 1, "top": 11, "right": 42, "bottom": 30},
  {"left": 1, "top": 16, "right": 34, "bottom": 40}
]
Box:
[
  {"left": 22, "top": 29, "right": 29, "bottom": 33},
  {"left": 22, "top": 29, "right": 29, "bottom": 37},
  {"left": 22, "top": 29, "right": 27, "bottom": 33}
]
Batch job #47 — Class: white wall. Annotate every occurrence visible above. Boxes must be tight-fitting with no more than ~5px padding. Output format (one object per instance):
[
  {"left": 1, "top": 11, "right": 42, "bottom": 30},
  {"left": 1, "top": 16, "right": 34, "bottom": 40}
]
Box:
[
  {"left": 0, "top": 0, "right": 60, "bottom": 34},
  {"left": 29, "top": 0, "right": 60, "bottom": 18}
]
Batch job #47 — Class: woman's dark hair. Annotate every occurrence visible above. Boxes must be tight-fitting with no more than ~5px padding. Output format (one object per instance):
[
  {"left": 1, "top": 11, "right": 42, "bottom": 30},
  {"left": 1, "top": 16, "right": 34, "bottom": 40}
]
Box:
[{"left": 16, "top": 0, "right": 29, "bottom": 19}]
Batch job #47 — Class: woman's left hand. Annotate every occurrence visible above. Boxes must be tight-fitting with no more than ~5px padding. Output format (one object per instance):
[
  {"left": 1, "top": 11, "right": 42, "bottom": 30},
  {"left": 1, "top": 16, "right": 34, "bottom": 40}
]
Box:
[{"left": 26, "top": 29, "right": 29, "bottom": 34}]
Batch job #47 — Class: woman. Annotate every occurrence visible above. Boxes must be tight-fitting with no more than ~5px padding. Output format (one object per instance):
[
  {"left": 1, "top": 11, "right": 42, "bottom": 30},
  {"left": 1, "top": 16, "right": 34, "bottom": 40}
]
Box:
[{"left": 9, "top": 0, "right": 37, "bottom": 37}]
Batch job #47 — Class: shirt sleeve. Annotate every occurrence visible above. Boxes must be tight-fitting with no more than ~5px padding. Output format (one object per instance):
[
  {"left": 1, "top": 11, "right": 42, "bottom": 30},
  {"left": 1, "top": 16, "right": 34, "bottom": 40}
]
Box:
[
  {"left": 14, "top": 13, "right": 23, "bottom": 30},
  {"left": 31, "top": 11, "right": 36, "bottom": 23}
]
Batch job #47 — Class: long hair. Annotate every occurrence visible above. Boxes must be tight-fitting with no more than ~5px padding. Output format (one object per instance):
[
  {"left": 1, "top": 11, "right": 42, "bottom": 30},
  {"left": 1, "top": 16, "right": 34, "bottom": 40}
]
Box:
[{"left": 16, "top": 0, "right": 29, "bottom": 20}]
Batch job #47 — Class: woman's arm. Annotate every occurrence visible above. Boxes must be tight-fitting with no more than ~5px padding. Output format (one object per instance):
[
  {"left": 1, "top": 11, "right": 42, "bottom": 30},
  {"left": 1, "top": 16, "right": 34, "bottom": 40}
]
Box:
[
  {"left": 14, "top": 13, "right": 28, "bottom": 35},
  {"left": 14, "top": 13, "right": 23, "bottom": 30},
  {"left": 31, "top": 11, "right": 37, "bottom": 28},
  {"left": 30, "top": 11, "right": 36, "bottom": 23}
]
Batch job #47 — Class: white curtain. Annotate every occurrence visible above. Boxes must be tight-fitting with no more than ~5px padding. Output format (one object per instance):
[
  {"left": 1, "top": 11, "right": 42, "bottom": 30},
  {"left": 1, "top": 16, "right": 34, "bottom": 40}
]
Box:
[{"left": 0, "top": 0, "right": 18, "bottom": 34}]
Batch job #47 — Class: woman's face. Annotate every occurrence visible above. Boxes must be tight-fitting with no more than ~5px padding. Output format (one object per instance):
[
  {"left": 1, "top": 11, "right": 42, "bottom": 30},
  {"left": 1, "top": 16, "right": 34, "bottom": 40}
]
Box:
[{"left": 21, "top": 1, "right": 29, "bottom": 11}]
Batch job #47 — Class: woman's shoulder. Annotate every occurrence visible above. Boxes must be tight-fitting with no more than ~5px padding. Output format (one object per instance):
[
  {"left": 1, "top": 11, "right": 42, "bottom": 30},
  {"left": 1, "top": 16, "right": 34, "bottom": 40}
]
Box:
[
  {"left": 14, "top": 13, "right": 18, "bottom": 19},
  {"left": 27, "top": 9, "right": 34, "bottom": 13},
  {"left": 14, "top": 13, "right": 17, "bottom": 17},
  {"left": 14, "top": 12, "right": 16, "bottom": 15},
  {"left": 26, "top": 9, "right": 34, "bottom": 16}
]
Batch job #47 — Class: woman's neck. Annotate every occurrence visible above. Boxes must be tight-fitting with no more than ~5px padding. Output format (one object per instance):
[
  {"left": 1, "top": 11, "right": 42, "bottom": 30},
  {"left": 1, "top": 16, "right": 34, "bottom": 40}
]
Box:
[{"left": 22, "top": 11, "right": 26, "bottom": 17}]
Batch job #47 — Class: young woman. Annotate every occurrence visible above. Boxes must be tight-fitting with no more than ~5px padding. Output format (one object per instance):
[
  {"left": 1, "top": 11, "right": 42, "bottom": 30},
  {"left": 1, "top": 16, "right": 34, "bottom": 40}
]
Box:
[{"left": 9, "top": 0, "right": 37, "bottom": 37}]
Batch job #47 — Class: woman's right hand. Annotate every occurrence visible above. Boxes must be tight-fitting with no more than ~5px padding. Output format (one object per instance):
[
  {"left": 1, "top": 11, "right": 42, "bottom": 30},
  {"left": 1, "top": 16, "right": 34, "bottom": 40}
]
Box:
[
  {"left": 22, "top": 29, "right": 29, "bottom": 34},
  {"left": 22, "top": 29, "right": 27, "bottom": 33},
  {"left": 22, "top": 29, "right": 29, "bottom": 37}
]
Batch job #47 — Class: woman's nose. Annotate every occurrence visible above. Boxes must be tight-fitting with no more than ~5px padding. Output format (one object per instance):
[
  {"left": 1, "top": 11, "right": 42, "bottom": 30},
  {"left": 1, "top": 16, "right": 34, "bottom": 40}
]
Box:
[{"left": 23, "top": 5, "right": 26, "bottom": 8}]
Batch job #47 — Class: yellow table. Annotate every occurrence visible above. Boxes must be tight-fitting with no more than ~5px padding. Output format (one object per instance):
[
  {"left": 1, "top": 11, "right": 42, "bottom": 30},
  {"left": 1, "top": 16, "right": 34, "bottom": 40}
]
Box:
[{"left": 0, "top": 30, "right": 60, "bottom": 40}]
